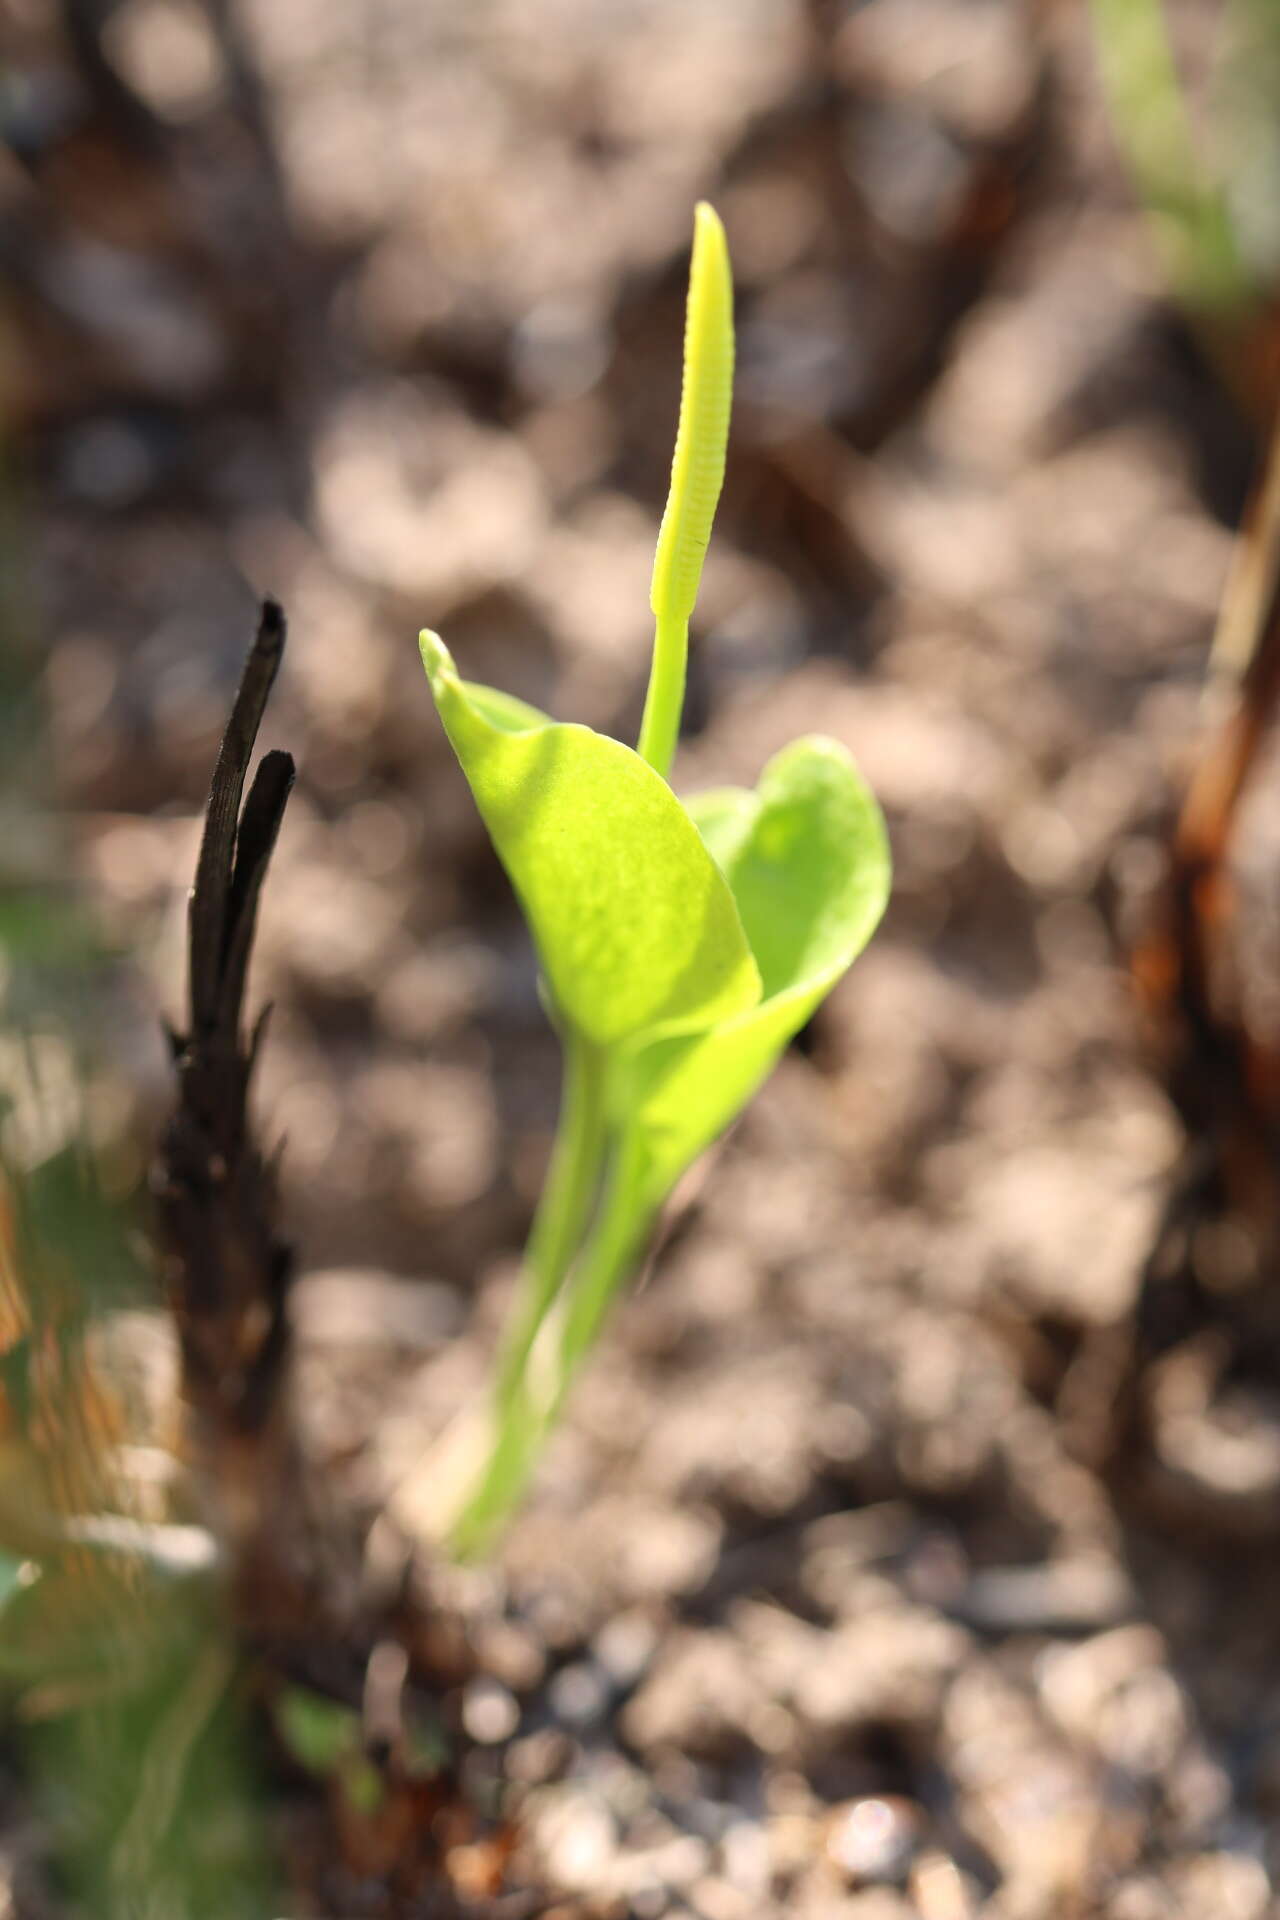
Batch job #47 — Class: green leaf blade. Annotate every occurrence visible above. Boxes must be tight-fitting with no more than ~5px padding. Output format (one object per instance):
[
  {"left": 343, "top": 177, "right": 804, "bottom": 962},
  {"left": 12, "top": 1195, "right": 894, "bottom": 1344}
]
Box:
[
  {"left": 710, "top": 736, "right": 890, "bottom": 998},
  {"left": 618, "top": 735, "right": 891, "bottom": 1205},
  {"left": 420, "top": 632, "right": 761, "bottom": 1050},
  {"left": 686, "top": 784, "right": 758, "bottom": 871}
]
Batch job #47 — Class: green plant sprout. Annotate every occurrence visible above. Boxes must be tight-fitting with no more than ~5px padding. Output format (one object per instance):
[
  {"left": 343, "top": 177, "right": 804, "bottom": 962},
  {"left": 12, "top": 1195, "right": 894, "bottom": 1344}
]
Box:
[{"left": 419, "top": 204, "right": 890, "bottom": 1555}]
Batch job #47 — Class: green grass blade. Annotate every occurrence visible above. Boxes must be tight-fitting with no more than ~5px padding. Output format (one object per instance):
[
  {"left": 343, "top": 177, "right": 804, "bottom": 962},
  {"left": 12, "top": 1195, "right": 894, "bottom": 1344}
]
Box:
[{"left": 1089, "top": 0, "right": 1247, "bottom": 307}]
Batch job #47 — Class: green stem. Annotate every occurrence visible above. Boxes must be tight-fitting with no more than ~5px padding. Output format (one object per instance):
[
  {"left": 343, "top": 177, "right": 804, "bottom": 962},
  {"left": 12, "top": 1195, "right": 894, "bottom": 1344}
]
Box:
[
  {"left": 450, "top": 1035, "right": 608, "bottom": 1557},
  {"left": 495, "top": 1030, "right": 607, "bottom": 1410},
  {"left": 555, "top": 1137, "right": 654, "bottom": 1392},
  {"left": 450, "top": 1133, "right": 653, "bottom": 1559},
  {"left": 636, "top": 611, "right": 688, "bottom": 781},
  {"left": 448, "top": 1398, "right": 545, "bottom": 1560}
]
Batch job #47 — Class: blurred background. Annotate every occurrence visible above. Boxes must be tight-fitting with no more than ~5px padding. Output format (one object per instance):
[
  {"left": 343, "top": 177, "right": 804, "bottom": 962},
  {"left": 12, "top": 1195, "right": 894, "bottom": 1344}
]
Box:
[{"left": 4, "top": 0, "right": 1280, "bottom": 1914}]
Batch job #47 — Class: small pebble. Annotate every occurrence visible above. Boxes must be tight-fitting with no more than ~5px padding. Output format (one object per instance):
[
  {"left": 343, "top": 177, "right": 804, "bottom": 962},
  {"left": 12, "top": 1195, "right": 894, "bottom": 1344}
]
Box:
[
  {"left": 538, "top": 1795, "right": 618, "bottom": 1890},
  {"left": 472, "top": 1617, "right": 546, "bottom": 1693},
  {"left": 548, "top": 1659, "right": 610, "bottom": 1726},
  {"left": 721, "top": 1821, "right": 770, "bottom": 1897},
  {"left": 629, "top": 1888, "right": 669, "bottom": 1920},
  {"left": 691, "top": 1875, "right": 754, "bottom": 1920},
  {"left": 460, "top": 1677, "right": 519, "bottom": 1745},
  {"left": 505, "top": 1728, "right": 573, "bottom": 1785},
  {"left": 594, "top": 1607, "right": 661, "bottom": 1688},
  {"left": 910, "top": 1848, "right": 979, "bottom": 1920},
  {"left": 1168, "top": 1852, "right": 1271, "bottom": 1920},
  {"left": 959, "top": 1558, "right": 1133, "bottom": 1634},
  {"left": 824, "top": 1796, "right": 923, "bottom": 1886},
  {"left": 622, "top": 1834, "right": 711, "bottom": 1895}
]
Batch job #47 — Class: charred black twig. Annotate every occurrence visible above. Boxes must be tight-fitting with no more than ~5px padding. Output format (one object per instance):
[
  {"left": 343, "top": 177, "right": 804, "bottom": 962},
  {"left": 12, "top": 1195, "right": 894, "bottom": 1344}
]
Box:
[{"left": 153, "top": 600, "right": 295, "bottom": 1438}]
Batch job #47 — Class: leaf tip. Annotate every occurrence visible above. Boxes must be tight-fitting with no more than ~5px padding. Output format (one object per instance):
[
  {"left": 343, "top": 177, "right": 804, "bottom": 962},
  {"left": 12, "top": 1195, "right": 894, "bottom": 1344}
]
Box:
[
  {"left": 692, "top": 199, "right": 727, "bottom": 261},
  {"left": 419, "top": 629, "right": 454, "bottom": 689}
]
